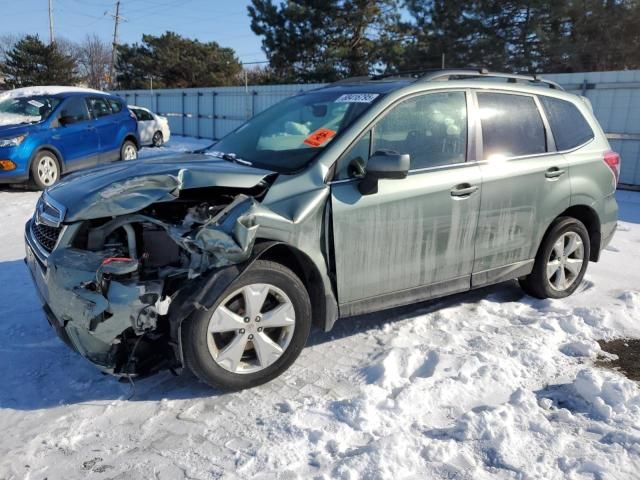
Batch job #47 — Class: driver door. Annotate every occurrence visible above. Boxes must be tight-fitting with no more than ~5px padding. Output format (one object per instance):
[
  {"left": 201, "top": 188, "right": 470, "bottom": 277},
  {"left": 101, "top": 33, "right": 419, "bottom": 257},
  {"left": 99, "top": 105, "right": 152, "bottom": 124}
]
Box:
[
  {"left": 330, "top": 90, "right": 482, "bottom": 316},
  {"left": 50, "top": 96, "right": 100, "bottom": 171}
]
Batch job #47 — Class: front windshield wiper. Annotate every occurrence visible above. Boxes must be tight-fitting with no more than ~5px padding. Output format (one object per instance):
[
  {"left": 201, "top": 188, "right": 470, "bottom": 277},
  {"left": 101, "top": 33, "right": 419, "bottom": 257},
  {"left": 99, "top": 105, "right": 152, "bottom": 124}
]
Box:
[{"left": 222, "top": 153, "right": 252, "bottom": 166}]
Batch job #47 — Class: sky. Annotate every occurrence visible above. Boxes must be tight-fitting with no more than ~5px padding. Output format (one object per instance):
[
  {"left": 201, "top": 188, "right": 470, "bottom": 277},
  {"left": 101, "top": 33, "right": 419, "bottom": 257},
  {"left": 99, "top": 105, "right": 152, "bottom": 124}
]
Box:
[{"left": 1, "top": 0, "right": 267, "bottom": 63}]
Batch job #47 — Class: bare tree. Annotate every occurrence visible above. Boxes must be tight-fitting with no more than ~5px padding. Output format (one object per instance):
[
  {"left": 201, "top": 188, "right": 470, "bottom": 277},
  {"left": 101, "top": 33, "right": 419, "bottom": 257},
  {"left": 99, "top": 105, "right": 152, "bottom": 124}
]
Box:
[
  {"left": 77, "top": 34, "right": 111, "bottom": 90},
  {"left": 0, "top": 34, "right": 19, "bottom": 63}
]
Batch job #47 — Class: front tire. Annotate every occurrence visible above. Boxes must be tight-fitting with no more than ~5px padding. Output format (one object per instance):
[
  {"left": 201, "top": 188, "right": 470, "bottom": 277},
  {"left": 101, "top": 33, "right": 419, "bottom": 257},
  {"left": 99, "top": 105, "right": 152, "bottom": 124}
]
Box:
[
  {"left": 519, "top": 216, "right": 591, "bottom": 299},
  {"left": 30, "top": 150, "right": 60, "bottom": 189},
  {"left": 182, "top": 260, "right": 312, "bottom": 390},
  {"left": 120, "top": 140, "right": 138, "bottom": 161}
]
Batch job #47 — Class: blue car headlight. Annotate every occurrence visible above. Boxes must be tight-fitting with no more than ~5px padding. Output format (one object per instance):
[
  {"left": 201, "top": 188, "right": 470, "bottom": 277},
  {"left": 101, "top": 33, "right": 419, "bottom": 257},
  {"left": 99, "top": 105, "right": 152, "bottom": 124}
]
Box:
[{"left": 0, "top": 134, "right": 27, "bottom": 147}]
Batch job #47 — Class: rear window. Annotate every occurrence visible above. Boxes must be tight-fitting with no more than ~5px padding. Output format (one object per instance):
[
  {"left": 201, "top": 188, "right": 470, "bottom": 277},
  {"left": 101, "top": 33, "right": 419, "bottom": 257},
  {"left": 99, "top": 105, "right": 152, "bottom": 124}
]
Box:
[
  {"left": 539, "top": 96, "right": 594, "bottom": 151},
  {"left": 477, "top": 92, "right": 546, "bottom": 159},
  {"left": 108, "top": 99, "right": 123, "bottom": 113}
]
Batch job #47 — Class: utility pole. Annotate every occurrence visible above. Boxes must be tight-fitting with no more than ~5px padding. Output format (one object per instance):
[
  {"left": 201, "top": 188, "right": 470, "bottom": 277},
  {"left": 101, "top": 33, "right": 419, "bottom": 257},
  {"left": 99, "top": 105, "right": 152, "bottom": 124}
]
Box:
[
  {"left": 48, "top": 0, "right": 55, "bottom": 44},
  {"left": 109, "top": 0, "right": 123, "bottom": 89}
]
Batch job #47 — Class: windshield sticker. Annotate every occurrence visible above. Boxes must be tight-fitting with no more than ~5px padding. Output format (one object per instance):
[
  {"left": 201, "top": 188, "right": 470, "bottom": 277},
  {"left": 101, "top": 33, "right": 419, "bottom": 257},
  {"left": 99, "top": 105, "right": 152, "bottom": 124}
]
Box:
[
  {"left": 303, "top": 128, "right": 337, "bottom": 148},
  {"left": 27, "top": 99, "right": 45, "bottom": 108},
  {"left": 335, "top": 93, "right": 379, "bottom": 104}
]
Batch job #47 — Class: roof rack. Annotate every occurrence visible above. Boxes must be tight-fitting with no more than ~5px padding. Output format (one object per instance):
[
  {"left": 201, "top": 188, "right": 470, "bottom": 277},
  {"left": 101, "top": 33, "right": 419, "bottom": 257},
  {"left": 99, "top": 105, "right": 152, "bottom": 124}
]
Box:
[
  {"left": 330, "top": 68, "right": 564, "bottom": 90},
  {"left": 418, "top": 68, "right": 564, "bottom": 90}
]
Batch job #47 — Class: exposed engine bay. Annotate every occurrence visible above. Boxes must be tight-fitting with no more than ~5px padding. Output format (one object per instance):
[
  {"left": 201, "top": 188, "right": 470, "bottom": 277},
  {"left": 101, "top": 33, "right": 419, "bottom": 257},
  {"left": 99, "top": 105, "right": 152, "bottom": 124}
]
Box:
[{"left": 43, "top": 186, "right": 270, "bottom": 377}]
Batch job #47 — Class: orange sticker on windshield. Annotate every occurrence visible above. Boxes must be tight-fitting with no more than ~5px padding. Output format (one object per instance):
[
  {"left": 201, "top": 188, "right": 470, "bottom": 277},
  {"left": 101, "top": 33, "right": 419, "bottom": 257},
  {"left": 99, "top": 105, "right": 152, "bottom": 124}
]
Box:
[{"left": 303, "top": 128, "right": 336, "bottom": 148}]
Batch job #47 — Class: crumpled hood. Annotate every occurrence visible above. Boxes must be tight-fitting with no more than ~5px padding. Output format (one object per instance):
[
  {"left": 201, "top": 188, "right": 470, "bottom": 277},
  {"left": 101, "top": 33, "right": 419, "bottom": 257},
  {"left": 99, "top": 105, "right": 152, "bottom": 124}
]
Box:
[{"left": 46, "top": 153, "right": 275, "bottom": 222}]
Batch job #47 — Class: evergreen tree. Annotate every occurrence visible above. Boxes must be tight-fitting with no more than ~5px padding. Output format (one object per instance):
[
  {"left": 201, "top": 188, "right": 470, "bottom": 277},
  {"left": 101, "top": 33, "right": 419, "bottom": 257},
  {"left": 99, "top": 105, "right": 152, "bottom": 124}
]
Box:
[
  {"left": 248, "top": 0, "right": 400, "bottom": 82},
  {"left": 116, "top": 32, "right": 242, "bottom": 89},
  {"left": 1, "top": 35, "right": 78, "bottom": 88}
]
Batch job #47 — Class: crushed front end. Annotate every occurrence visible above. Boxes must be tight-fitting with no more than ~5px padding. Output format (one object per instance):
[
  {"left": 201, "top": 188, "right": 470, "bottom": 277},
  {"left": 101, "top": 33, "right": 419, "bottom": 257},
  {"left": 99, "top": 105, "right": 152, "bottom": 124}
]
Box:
[{"left": 25, "top": 184, "right": 266, "bottom": 378}]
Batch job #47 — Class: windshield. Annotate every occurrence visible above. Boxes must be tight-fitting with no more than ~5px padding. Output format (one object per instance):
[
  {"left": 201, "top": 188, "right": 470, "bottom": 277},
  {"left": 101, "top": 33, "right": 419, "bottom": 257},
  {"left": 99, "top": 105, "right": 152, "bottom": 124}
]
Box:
[
  {"left": 207, "top": 90, "right": 382, "bottom": 173},
  {"left": 0, "top": 95, "right": 62, "bottom": 126}
]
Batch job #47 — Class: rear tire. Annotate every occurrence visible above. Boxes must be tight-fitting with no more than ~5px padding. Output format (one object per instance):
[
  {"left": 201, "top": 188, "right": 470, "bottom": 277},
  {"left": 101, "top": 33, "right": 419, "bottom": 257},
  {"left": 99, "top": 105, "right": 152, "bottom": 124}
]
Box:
[
  {"left": 120, "top": 140, "right": 138, "bottom": 161},
  {"left": 152, "top": 131, "right": 164, "bottom": 147},
  {"left": 30, "top": 150, "right": 60, "bottom": 189},
  {"left": 182, "top": 260, "right": 312, "bottom": 390},
  {"left": 519, "top": 216, "right": 591, "bottom": 299}
]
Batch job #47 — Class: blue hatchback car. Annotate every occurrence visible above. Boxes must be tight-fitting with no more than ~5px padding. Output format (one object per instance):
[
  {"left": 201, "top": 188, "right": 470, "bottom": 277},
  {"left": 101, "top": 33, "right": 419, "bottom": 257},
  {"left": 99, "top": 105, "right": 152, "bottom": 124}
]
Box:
[{"left": 0, "top": 88, "right": 139, "bottom": 189}]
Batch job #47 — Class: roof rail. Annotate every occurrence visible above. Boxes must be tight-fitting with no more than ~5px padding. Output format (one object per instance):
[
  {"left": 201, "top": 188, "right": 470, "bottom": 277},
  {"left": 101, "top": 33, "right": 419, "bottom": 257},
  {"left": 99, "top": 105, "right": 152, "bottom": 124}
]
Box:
[{"left": 418, "top": 68, "right": 564, "bottom": 90}]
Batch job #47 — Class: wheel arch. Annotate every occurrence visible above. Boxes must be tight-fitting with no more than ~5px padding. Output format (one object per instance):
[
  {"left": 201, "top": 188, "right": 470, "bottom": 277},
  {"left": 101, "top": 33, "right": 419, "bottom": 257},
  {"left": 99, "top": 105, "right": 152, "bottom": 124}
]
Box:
[
  {"left": 123, "top": 133, "right": 139, "bottom": 150},
  {"left": 169, "top": 241, "right": 334, "bottom": 370},
  {"left": 256, "top": 242, "right": 328, "bottom": 332},
  {"left": 549, "top": 205, "right": 602, "bottom": 262},
  {"left": 29, "top": 145, "right": 64, "bottom": 173}
]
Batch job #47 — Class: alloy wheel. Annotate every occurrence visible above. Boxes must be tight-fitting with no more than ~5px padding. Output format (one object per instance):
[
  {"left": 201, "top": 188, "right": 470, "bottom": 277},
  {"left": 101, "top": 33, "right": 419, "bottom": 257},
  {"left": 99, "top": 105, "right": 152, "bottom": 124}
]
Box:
[
  {"left": 206, "top": 283, "right": 296, "bottom": 374},
  {"left": 546, "top": 231, "right": 584, "bottom": 291},
  {"left": 123, "top": 144, "right": 138, "bottom": 160},
  {"left": 37, "top": 155, "right": 58, "bottom": 186}
]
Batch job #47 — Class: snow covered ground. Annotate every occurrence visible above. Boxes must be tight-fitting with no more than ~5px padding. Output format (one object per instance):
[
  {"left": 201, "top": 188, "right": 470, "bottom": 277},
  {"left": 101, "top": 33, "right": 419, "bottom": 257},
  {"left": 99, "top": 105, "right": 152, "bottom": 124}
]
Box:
[{"left": 1, "top": 138, "right": 639, "bottom": 479}]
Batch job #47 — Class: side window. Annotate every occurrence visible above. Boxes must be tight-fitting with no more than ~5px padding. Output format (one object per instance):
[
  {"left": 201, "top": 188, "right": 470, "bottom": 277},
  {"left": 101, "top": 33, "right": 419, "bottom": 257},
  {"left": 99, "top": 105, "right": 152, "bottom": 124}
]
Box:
[
  {"left": 87, "top": 97, "right": 112, "bottom": 118},
  {"left": 59, "top": 97, "right": 90, "bottom": 124},
  {"left": 539, "top": 96, "right": 594, "bottom": 151},
  {"left": 137, "top": 109, "right": 154, "bottom": 121},
  {"left": 371, "top": 92, "right": 467, "bottom": 170},
  {"left": 108, "top": 99, "right": 123, "bottom": 113},
  {"left": 477, "top": 92, "right": 546, "bottom": 159}
]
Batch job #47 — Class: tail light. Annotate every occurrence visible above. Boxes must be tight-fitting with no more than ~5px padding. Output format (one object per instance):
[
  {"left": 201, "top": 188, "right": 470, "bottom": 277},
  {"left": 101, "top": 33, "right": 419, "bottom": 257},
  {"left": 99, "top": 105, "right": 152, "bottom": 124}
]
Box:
[{"left": 603, "top": 151, "right": 621, "bottom": 184}]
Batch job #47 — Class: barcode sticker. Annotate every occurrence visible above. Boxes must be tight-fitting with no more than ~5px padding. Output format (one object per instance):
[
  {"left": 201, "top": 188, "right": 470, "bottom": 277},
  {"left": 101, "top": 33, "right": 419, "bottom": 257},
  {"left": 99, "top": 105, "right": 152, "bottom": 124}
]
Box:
[{"left": 335, "top": 93, "right": 379, "bottom": 103}]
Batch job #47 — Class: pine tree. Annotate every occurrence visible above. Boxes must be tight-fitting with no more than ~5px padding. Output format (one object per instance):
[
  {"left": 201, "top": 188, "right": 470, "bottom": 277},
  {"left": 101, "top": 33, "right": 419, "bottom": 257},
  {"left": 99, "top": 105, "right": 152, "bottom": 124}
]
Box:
[
  {"left": 248, "top": 0, "right": 400, "bottom": 82},
  {"left": 116, "top": 32, "right": 241, "bottom": 89},
  {"left": 1, "top": 35, "right": 78, "bottom": 88}
]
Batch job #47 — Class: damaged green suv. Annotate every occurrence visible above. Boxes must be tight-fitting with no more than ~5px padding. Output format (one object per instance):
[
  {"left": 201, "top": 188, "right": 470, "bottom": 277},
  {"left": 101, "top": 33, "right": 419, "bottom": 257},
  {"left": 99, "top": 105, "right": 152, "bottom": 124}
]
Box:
[{"left": 25, "top": 70, "right": 619, "bottom": 390}]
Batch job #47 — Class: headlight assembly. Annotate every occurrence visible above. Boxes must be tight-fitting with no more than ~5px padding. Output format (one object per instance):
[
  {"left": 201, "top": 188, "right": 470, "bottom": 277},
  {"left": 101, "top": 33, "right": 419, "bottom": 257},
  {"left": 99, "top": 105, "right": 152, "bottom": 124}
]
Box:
[{"left": 0, "top": 134, "right": 27, "bottom": 147}]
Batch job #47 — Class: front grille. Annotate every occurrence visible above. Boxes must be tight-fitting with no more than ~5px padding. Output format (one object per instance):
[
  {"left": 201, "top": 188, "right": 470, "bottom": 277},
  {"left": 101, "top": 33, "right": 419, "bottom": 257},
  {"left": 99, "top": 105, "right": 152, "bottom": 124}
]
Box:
[{"left": 32, "top": 222, "right": 62, "bottom": 253}]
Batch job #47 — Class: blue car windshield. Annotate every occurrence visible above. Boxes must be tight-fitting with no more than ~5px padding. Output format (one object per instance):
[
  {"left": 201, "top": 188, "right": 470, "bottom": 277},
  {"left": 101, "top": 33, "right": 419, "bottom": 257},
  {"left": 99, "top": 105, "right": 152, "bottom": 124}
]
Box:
[
  {"left": 0, "top": 95, "right": 62, "bottom": 125},
  {"left": 206, "top": 90, "right": 383, "bottom": 173}
]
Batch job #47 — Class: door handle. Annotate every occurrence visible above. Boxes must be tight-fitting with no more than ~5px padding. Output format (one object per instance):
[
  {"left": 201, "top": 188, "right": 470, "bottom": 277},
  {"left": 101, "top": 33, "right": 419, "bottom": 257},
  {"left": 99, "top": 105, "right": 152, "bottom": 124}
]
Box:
[
  {"left": 545, "top": 167, "right": 566, "bottom": 179},
  {"left": 450, "top": 183, "right": 479, "bottom": 198},
  {"left": 87, "top": 125, "right": 96, "bottom": 131}
]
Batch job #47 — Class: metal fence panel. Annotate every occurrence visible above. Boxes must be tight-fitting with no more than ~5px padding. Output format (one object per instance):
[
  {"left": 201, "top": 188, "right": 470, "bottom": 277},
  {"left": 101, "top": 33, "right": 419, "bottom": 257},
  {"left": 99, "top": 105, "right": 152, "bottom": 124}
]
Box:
[{"left": 115, "top": 71, "right": 640, "bottom": 186}]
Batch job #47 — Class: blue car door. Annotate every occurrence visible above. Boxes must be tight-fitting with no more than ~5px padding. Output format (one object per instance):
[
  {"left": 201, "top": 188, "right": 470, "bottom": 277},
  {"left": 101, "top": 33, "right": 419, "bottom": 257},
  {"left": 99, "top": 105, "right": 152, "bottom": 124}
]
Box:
[
  {"left": 50, "top": 96, "right": 100, "bottom": 171},
  {"left": 86, "top": 96, "right": 121, "bottom": 162}
]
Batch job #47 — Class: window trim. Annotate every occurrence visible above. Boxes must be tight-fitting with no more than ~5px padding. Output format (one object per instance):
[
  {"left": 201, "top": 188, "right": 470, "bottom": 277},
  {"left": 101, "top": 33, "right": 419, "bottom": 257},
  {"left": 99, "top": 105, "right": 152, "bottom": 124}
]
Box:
[
  {"left": 328, "top": 88, "right": 473, "bottom": 184},
  {"left": 473, "top": 89, "right": 554, "bottom": 162}
]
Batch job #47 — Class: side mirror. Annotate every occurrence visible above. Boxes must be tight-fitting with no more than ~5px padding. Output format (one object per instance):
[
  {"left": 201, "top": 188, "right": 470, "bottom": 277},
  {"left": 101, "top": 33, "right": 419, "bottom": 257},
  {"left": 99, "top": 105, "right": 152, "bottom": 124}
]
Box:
[{"left": 358, "top": 150, "right": 410, "bottom": 195}]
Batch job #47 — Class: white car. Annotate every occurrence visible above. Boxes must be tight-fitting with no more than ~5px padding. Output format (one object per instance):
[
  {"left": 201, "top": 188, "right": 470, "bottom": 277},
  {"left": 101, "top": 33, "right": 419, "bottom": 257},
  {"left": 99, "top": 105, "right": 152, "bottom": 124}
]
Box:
[{"left": 129, "top": 105, "right": 171, "bottom": 147}]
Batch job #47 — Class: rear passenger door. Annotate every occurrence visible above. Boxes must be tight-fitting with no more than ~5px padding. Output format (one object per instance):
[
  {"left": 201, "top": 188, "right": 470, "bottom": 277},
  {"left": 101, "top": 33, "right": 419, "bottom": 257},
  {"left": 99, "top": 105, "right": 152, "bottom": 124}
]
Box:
[
  {"left": 472, "top": 91, "right": 570, "bottom": 286},
  {"left": 86, "top": 96, "right": 121, "bottom": 162}
]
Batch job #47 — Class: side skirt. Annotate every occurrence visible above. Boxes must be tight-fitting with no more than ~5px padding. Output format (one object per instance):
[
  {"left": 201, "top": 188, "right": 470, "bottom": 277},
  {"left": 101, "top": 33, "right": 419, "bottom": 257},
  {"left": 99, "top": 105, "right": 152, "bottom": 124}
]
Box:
[
  {"left": 336, "top": 259, "right": 535, "bottom": 320},
  {"left": 339, "top": 276, "right": 470, "bottom": 318},
  {"left": 471, "top": 259, "right": 534, "bottom": 289}
]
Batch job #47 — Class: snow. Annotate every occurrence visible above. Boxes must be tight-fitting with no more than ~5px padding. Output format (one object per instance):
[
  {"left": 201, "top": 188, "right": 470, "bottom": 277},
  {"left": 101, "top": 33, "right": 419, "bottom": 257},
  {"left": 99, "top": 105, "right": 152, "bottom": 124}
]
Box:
[
  {"left": 0, "top": 112, "right": 41, "bottom": 126},
  {"left": 0, "top": 86, "right": 106, "bottom": 100},
  {"left": 0, "top": 139, "right": 639, "bottom": 479}
]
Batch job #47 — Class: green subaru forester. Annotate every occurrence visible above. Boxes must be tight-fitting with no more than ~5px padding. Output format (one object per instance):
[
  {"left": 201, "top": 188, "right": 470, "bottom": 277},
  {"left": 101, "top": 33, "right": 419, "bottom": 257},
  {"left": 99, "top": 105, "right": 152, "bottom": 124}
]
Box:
[{"left": 25, "top": 69, "right": 619, "bottom": 389}]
